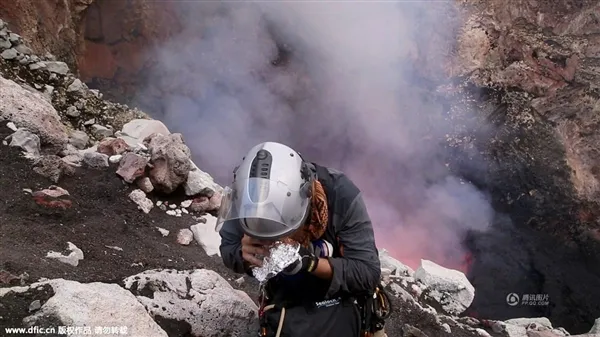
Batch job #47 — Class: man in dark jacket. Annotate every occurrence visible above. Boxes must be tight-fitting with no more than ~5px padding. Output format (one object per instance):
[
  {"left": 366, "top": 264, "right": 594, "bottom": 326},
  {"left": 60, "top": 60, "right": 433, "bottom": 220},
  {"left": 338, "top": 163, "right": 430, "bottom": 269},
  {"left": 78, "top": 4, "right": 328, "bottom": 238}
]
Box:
[{"left": 217, "top": 141, "right": 382, "bottom": 337}]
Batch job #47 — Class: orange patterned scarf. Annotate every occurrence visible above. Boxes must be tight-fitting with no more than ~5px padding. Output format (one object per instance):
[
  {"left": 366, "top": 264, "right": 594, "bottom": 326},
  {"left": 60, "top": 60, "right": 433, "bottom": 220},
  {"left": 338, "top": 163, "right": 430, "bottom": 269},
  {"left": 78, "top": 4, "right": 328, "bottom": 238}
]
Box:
[{"left": 288, "top": 179, "right": 328, "bottom": 247}]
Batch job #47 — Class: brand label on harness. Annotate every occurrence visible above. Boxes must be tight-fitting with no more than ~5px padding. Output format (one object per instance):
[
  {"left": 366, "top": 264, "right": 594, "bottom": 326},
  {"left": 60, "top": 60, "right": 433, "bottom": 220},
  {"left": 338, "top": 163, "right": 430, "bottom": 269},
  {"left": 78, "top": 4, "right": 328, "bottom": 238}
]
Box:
[{"left": 315, "top": 297, "right": 341, "bottom": 308}]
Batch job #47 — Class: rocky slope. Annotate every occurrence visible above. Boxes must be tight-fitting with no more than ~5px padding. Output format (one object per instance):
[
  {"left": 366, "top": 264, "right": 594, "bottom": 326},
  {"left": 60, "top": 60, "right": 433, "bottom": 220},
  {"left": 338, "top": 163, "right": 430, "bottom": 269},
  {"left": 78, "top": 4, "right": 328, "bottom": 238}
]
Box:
[
  {"left": 1, "top": 18, "right": 598, "bottom": 337},
  {"left": 1, "top": 2, "right": 600, "bottom": 337}
]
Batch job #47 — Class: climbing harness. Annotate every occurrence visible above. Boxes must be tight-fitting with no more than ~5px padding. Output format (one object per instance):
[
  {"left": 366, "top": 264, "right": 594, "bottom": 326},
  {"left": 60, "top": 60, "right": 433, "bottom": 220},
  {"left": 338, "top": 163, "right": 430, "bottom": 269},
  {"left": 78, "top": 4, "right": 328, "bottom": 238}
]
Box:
[
  {"left": 258, "top": 284, "right": 287, "bottom": 337},
  {"left": 359, "top": 284, "right": 393, "bottom": 337}
]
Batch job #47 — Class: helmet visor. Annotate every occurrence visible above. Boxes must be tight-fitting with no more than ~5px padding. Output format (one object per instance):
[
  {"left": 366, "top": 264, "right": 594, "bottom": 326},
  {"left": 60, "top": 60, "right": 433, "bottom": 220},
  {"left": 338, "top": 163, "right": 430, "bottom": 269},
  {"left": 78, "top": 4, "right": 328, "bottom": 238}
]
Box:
[{"left": 215, "top": 178, "right": 310, "bottom": 239}]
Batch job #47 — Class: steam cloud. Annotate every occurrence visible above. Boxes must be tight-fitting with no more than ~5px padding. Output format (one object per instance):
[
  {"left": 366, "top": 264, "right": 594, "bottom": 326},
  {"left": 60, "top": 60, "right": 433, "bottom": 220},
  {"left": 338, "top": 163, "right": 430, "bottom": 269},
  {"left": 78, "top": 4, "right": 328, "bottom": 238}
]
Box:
[{"left": 135, "top": 1, "right": 495, "bottom": 270}]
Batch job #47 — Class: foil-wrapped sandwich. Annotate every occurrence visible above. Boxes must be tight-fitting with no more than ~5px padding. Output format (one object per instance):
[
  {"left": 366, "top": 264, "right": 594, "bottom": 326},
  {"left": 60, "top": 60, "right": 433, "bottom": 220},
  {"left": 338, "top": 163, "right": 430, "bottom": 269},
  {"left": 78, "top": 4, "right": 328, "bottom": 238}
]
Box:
[{"left": 252, "top": 240, "right": 301, "bottom": 284}]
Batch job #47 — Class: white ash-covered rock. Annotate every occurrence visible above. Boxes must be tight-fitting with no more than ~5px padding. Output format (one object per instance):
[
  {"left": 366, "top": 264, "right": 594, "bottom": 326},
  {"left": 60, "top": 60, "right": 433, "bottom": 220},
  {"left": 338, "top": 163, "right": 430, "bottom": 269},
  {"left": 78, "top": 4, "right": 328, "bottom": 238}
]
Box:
[
  {"left": 504, "top": 317, "right": 553, "bottom": 330},
  {"left": 190, "top": 214, "right": 222, "bottom": 256},
  {"left": 129, "top": 189, "right": 153, "bottom": 214},
  {"left": 44, "top": 61, "right": 69, "bottom": 75},
  {"left": 177, "top": 229, "right": 194, "bottom": 245},
  {"left": 45, "top": 242, "right": 84, "bottom": 267},
  {"left": 123, "top": 269, "right": 258, "bottom": 337},
  {"left": 1, "top": 48, "right": 17, "bottom": 60},
  {"left": 184, "top": 161, "right": 223, "bottom": 196},
  {"left": 378, "top": 262, "right": 491, "bottom": 337},
  {"left": 156, "top": 227, "right": 169, "bottom": 237},
  {"left": 66, "top": 78, "right": 87, "bottom": 94},
  {"left": 90, "top": 124, "right": 113, "bottom": 139},
  {"left": 6, "top": 128, "right": 41, "bottom": 157},
  {"left": 415, "top": 259, "right": 475, "bottom": 316},
  {"left": 589, "top": 318, "right": 600, "bottom": 334},
  {"left": 69, "top": 130, "right": 89, "bottom": 150},
  {"left": 120, "top": 119, "right": 170, "bottom": 141},
  {"left": 137, "top": 176, "right": 154, "bottom": 193},
  {"left": 490, "top": 317, "right": 575, "bottom": 337},
  {"left": 0, "top": 76, "right": 68, "bottom": 147},
  {"left": 0, "top": 279, "right": 168, "bottom": 337},
  {"left": 379, "top": 248, "right": 415, "bottom": 277},
  {"left": 109, "top": 154, "right": 122, "bottom": 163}
]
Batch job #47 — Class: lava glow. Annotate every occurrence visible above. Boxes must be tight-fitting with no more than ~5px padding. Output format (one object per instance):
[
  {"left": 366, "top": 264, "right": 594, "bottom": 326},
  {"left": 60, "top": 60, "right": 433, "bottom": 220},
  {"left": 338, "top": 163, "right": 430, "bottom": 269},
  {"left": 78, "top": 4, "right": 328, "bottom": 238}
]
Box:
[{"left": 375, "top": 230, "right": 475, "bottom": 275}]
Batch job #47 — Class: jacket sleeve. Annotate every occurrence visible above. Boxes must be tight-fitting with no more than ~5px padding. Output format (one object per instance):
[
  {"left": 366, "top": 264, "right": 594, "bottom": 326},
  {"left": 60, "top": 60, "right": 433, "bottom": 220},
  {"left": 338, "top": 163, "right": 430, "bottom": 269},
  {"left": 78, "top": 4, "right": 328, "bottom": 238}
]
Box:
[
  {"left": 325, "top": 192, "right": 381, "bottom": 298},
  {"left": 218, "top": 219, "right": 248, "bottom": 274}
]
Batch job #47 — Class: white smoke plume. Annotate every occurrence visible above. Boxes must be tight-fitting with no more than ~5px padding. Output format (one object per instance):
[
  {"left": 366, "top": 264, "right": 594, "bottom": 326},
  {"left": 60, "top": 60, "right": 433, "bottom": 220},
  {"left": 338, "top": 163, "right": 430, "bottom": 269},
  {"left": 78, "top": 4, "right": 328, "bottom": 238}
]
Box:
[{"left": 135, "top": 0, "right": 495, "bottom": 270}]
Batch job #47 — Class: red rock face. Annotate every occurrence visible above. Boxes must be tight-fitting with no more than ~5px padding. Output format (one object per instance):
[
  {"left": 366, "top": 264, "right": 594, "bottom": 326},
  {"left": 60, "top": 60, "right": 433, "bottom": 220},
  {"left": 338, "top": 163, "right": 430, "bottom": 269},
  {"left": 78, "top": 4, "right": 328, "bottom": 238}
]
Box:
[
  {"left": 77, "top": 0, "right": 183, "bottom": 100},
  {"left": 0, "top": 0, "right": 183, "bottom": 98},
  {"left": 0, "top": 0, "right": 89, "bottom": 68}
]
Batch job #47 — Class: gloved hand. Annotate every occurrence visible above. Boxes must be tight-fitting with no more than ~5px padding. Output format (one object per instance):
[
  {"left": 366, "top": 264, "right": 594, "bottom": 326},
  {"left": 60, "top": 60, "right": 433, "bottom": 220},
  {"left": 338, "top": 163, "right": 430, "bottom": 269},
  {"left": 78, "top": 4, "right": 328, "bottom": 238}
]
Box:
[
  {"left": 282, "top": 239, "right": 333, "bottom": 275},
  {"left": 282, "top": 242, "right": 319, "bottom": 275}
]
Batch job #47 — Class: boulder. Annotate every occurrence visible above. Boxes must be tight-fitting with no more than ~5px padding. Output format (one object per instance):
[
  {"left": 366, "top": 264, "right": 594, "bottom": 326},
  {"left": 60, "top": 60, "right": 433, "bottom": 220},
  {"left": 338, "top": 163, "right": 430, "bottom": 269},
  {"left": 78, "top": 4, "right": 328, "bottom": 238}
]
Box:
[
  {"left": 97, "top": 137, "right": 130, "bottom": 156},
  {"left": 145, "top": 133, "right": 192, "bottom": 194},
  {"left": 189, "top": 196, "right": 210, "bottom": 213},
  {"left": 526, "top": 330, "right": 565, "bottom": 337},
  {"left": 82, "top": 152, "right": 109, "bottom": 168},
  {"left": 1, "top": 48, "right": 17, "bottom": 60},
  {"left": 0, "top": 279, "right": 168, "bottom": 337},
  {"left": 588, "top": 318, "right": 600, "bottom": 334},
  {"left": 32, "top": 186, "right": 71, "bottom": 209},
  {"left": 379, "top": 249, "right": 415, "bottom": 277},
  {"left": 123, "top": 269, "right": 258, "bottom": 337},
  {"left": 66, "top": 78, "right": 87, "bottom": 94},
  {"left": 32, "top": 155, "right": 75, "bottom": 183},
  {"left": 184, "top": 161, "right": 222, "bottom": 196},
  {"left": 505, "top": 317, "right": 553, "bottom": 330},
  {"left": 116, "top": 153, "right": 148, "bottom": 183},
  {"left": 414, "top": 259, "right": 475, "bottom": 316},
  {"left": 137, "top": 176, "right": 154, "bottom": 193},
  {"left": 90, "top": 124, "right": 113, "bottom": 139},
  {"left": 44, "top": 61, "right": 69, "bottom": 75},
  {"left": 6, "top": 128, "right": 41, "bottom": 157},
  {"left": 120, "top": 119, "right": 170, "bottom": 141},
  {"left": 69, "top": 130, "right": 89, "bottom": 150},
  {"left": 0, "top": 76, "right": 68, "bottom": 147}
]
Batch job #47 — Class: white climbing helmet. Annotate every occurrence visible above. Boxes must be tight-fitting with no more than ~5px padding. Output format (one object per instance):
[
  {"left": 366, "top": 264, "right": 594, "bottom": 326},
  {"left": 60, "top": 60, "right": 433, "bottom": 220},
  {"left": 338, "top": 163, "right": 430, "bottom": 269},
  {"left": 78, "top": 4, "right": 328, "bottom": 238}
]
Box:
[{"left": 215, "top": 141, "right": 315, "bottom": 240}]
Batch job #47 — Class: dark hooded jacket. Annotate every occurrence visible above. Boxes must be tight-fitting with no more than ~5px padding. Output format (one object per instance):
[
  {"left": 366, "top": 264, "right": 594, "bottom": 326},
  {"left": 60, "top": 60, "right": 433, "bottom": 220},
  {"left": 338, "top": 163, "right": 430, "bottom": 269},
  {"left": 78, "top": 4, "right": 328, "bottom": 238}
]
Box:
[{"left": 219, "top": 163, "right": 381, "bottom": 337}]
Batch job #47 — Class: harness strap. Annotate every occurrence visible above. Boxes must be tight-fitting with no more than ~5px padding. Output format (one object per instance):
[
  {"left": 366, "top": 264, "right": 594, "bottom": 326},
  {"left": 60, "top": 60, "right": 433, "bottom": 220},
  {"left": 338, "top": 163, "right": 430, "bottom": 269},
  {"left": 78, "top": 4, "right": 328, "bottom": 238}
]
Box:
[{"left": 262, "top": 304, "right": 286, "bottom": 337}]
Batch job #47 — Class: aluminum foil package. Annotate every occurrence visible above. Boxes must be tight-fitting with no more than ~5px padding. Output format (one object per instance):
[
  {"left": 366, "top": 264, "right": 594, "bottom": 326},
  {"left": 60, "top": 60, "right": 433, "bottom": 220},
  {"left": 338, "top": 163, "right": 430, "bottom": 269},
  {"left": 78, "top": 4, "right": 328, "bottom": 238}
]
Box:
[{"left": 252, "top": 241, "right": 301, "bottom": 284}]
